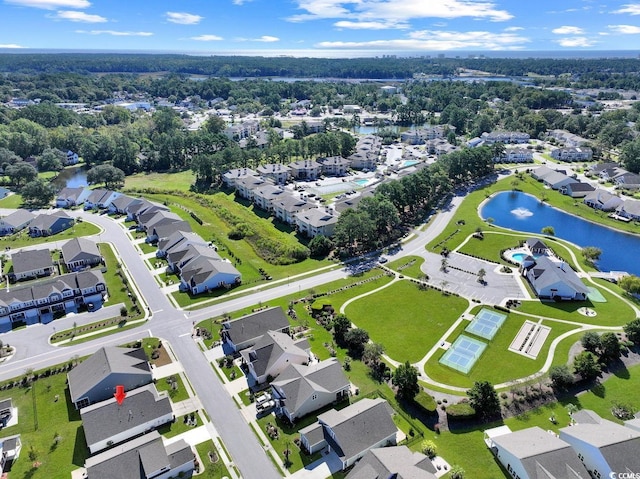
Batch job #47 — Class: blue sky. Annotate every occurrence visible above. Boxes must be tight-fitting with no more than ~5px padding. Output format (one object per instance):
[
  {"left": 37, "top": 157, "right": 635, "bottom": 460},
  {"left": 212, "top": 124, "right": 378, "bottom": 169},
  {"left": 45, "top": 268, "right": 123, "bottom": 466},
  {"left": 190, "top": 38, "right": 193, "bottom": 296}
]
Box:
[{"left": 3, "top": 0, "right": 640, "bottom": 56}]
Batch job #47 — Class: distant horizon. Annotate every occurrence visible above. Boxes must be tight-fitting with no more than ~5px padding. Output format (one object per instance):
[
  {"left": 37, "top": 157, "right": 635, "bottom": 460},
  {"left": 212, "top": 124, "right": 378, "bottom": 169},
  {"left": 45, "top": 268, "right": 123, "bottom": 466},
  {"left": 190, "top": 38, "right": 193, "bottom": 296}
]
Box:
[{"left": 0, "top": 48, "right": 639, "bottom": 60}]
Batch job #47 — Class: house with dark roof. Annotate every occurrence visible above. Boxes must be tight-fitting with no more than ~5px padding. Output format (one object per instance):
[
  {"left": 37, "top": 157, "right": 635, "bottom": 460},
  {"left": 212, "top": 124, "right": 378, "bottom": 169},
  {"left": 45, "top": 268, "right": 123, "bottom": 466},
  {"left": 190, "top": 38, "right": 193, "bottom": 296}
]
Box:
[
  {"left": 543, "top": 172, "right": 579, "bottom": 191},
  {"left": 0, "top": 399, "right": 13, "bottom": 428},
  {"left": 55, "top": 186, "right": 91, "bottom": 208},
  {"left": 240, "top": 331, "right": 310, "bottom": 384},
  {"left": 0, "top": 270, "right": 106, "bottom": 332},
  {"left": 28, "top": 211, "right": 74, "bottom": 237},
  {"left": 0, "top": 434, "right": 21, "bottom": 475},
  {"left": 560, "top": 181, "right": 596, "bottom": 198},
  {"left": 221, "top": 306, "right": 290, "bottom": 352},
  {"left": 108, "top": 194, "right": 140, "bottom": 215},
  {"left": 257, "top": 163, "right": 291, "bottom": 185},
  {"left": 525, "top": 238, "right": 548, "bottom": 255},
  {"left": 67, "top": 346, "right": 152, "bottom": 409},
  {"left": 11, "top": 249, "right": 54, "bottom": 281},
  {"left": 560, "top": 410, "right": 640, "bottom": 479},
  {"left": 523, "top": 256, "right": 589, "bottom": 301},
  {"left": 294, "top": 207, "right": 340, "bottom": 238},
  {"left": 583, "top": 189, "right": 623, "bottom": 211},
  {"left": 318, "top": 156, "right": 350, "bottom": 176},
  {"left": 124, "top": 198, "right": 167, "bottom": 221},
  {"left": 299, "top": 398, "right": 398, "bottom": 470},
  {"left": 81, "top": 384, "right": 173, "bottom": 454},
  {"left": 289, "top": 159, "right": 322, "bottom": 180},
  {"left": 346, "top": 446, "right": 438, "bottom": 479},
  {"left": 613, "top": 171, "right": 640, "bottom": 188},
  {"left": 178, "top": 254, "right": 241, "bottom": 295},
  {"left": 84, "top": 431, "right": 193, "bottom": 479},
  {"left": 157, "top": 231, "right": 207, "bottom": 258},
  {"left": 139, "top": 211, "right": 191, "bottom": 243},
  {"left": 61, "top": 237, "right": 102, "bottom": 271},
  {"left": 0, "top": 209, "right": 34, "bottom": 236},
  {"left": 272, "top": 358, "right": 350, "bottom": 422},
  {"left": 487, "top": 426, "right": 589, "bottom": 479}
]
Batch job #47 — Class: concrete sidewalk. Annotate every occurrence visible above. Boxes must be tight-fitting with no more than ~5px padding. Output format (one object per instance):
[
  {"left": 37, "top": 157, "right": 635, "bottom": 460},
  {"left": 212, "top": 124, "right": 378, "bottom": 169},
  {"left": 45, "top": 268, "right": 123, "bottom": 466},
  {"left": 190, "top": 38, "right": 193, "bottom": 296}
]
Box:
[{"left": 152, "top": 361, "right": 184, "bottom": 380}]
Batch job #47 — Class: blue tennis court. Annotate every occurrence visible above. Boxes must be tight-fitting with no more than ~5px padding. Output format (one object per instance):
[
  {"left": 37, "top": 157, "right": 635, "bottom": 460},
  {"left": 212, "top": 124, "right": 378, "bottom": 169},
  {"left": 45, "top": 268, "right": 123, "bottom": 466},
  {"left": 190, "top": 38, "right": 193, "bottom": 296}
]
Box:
[
  {"left": 439, "top": 335, "right": 487, "bottom": 374},
  {"left": 465, "top": 308, "right": 507, "bottom": 340}
]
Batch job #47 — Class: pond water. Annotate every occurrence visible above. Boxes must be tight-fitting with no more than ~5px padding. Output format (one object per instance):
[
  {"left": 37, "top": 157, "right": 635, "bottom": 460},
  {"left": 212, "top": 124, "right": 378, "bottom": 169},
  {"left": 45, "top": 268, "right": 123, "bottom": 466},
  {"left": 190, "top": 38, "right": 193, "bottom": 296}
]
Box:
[
  {"left": 480, "top": 191, "right": 640, "bottom": 275},
  {"left": 51, "top": 166, "right": 88, "bottom": 189}
]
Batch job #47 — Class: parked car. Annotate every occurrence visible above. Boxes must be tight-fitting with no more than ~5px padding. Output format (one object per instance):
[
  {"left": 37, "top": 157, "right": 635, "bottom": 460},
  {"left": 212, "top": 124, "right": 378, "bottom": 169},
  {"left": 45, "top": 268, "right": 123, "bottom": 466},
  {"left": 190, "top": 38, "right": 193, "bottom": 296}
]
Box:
[{"left": 256, "top": 392, "right": 272, "bottom": 406}]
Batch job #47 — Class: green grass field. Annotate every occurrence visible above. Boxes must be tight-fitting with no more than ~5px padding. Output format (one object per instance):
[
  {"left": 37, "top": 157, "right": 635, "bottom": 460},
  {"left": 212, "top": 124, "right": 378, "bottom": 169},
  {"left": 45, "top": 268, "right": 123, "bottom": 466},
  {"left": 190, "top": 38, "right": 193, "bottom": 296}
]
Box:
[
  {"left": 125, "top": 170, "right": 196, "bottom": 191},
  {"left": 155, "top": 374, "right": 190, "bottom": 403},
  {"left": 0, "top": 193, "right": 23, "bottom": 208},
  {"left": 345, "top": 280, "right": 468, "bottom": 363},
  {"left": 195, "top": 440, "right": 231, "bottom": 479},
  {"left": 385, "top": 255, "right": 426, "bottom": 278}
]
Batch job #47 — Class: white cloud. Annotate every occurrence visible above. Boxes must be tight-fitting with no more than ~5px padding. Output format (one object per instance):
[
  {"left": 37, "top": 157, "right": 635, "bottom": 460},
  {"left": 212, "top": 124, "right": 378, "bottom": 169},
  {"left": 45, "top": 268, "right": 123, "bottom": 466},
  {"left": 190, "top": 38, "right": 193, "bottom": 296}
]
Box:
[
  {"left": 316, "top": 29, "right": 529, "bottom": 50},
  {"left": 613, "top": 4, "right": 640, "bottom": 15},
  {"left": 288, "top": 0, "right": 513, "bottom": 23},
  {"left": 54, "top": 10, "right": 106, "bottom": 22},
  {"left": 75, "top": 29, "right": 153, "bottom": 36},
  {"left": 551, "top": 25, "right": 584, "bottom": 34},
  {"left": 190, "top": 34, "right": 224, "bottom": 41},
  {"left": 5, "top": 0, "right": 89, "bottom": 9},
  {"left": 504, "top": 26, "right": 523, "bottom": 32},
  {"left": 166, "top": 11, "right": 203, "bottom": 25},
  {"left": 0, "top": 43, "right": 26, "bottom": 48},
  {"left": 608, "top": 24, "right": 640, "bottom": 34},
  {"left": 255, "top": 35, "right": 280, "bottom": 42},
  {"left": 555, "top": 36, "right": 595, "bottom": 47},
  {"left": 233, "top": 0, "right": 253, "bottom": 4},
  {"left": 333, "top": 20, "right": 408, "bottom": 29}
]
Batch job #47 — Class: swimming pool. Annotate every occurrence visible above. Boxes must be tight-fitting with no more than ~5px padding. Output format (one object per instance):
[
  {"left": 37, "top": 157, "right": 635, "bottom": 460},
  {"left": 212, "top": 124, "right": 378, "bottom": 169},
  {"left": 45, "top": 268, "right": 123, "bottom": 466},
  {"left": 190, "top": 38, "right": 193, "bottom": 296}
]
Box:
[
  {"left": 402, "top": 160, "right": 419, "bottom": 167},
  {"left": 511, "top": 253, "right": 527, "bottom": 263},
  {"left": 353, "top": 179, "right": 369, "bottom": 186}
]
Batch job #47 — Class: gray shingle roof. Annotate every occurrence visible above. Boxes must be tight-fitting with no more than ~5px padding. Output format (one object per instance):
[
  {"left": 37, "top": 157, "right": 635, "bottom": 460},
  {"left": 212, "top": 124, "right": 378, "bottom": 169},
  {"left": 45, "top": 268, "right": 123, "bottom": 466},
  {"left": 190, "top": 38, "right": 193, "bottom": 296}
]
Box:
[
  {"left": 240, "top": 331, "right": 309, "bottom": 379},
  {"left": 81, "top": 384, "right": 171, "bottom": 448},
  {"left": 317, "top": 398, "right": 397, "bottom": 461},
  {"left": 0, "top": 209, "right": 34, "bottom": 229},
  {"left": 158, "top": 231, "right": 206, "bottom": 254},
  {"left": 11, "top": 248, "right": 52, "bottom": 275},
  {"left": 57, "top": 187, "right": 86, "bottom": 202},
  {"left": 29, "top": 210, "right": 73, "bottom": 232},
  {"left": 67, "top": 347, "right": 151, "bottom": 405},
  {"left": 526, "top": 256, "right": 590, "bottom": 296},
  {"left": 61, "top": 237, "right": 101, "bottom": 264},
  {"left": 295, "top": 208, "right": 339, "bottom": 227},
  {"left": 223, "top": 306, "right": 290, "bottom": 348},
  {"left": 346, "top": 446, "right": 437, "bottom": 479}
]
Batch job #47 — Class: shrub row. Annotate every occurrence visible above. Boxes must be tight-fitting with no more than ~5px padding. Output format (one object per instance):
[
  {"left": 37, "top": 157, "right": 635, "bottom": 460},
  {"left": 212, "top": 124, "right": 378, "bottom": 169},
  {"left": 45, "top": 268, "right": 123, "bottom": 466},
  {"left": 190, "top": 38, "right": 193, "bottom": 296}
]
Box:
[
  {"left": 445, "top": 402, "right": 476, "bottom": 419},
  {"left": 413, "top": 390, "right": 437, "bottom": 413}
]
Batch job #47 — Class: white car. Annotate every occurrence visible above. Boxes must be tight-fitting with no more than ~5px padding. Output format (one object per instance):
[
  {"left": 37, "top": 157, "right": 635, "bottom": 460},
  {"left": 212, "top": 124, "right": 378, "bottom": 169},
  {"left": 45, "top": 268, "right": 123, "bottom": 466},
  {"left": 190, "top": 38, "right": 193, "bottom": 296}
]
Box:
[{"left": 256, "top": 392, "right": 272, "bottom": 406}]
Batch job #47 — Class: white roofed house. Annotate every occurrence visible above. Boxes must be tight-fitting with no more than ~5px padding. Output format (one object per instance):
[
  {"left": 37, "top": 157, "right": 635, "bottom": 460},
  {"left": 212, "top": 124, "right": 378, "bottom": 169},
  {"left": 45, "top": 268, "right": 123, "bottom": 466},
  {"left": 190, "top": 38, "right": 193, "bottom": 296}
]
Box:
[
  {"left": 318, "top": 156, "right": 350, "bottom": 176},
  {"left": 348, "top": 151, "right": 376, "bottom": 171},
  {"left": 55, "top": 187, "right": 90, "bottom": 208},
  {"left": 615, "top": 200, "right": 640, "bottom": 221},
  {"left": 289, "top": 159, "right": 322, "bottom": 180},
  {"left": 273, "top": 195, "right": 315, "bottom": 225},
  {"left": 0, "top": 209, "right": 34, "bottom": 236},
  {"left": 253, "top": 184, "right": 287, "bottom": 212},
  {"left": 271, "top": 358, "right": 350, "bottom": 423},
  {"left": 559, "top": 410, "right": 640, "bottom": 479},
  {"left": 486, "top": 426, "right": 589, "bottom": 479},
  {"left": 583, "top": 189, "right": 623, "bottom": 211},
  {"left": 240, "top": 331, "right": 311, "bottom": 384},
  {"left": 295, "top": 207, "right": 340, "bottom": 238},
  {"left": 257, "top": 163, "right": 291, "bottom": 185},
  {"left": 499, "top": 148, "right": 533, "bottom": 163},
  {"left": 299, "top": 398, "right": 398, "bottom": 470},
  {"left": 222, "top": 167, "right": 258, "bottom": 188},
  {"left": 523, "top": 256, "right": 589, "bottom": 301},
  {"left": 551, "top": 147, "right": 593, "bottom": 162}
]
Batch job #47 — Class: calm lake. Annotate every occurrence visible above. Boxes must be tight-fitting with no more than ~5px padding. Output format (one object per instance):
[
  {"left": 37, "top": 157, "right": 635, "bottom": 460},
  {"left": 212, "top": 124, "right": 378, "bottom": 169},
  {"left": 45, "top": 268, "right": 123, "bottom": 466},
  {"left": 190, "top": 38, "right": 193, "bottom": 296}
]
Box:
[
  {"left": 480, "top": 191, "right": 640, "bottom": 275},
  {"left": 52, "top": 166, "right": 88, "bottom": 189}
]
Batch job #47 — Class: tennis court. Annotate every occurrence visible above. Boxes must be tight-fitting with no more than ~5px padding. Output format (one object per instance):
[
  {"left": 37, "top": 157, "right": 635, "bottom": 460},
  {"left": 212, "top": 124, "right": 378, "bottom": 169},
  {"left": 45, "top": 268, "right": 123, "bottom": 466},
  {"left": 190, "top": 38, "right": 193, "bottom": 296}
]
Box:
[
  {"left": 439, "top": 334, "right": 487, "bottom": 374},
  {"left": 465, "top": 308, "right": 507, "bottom": 340}
]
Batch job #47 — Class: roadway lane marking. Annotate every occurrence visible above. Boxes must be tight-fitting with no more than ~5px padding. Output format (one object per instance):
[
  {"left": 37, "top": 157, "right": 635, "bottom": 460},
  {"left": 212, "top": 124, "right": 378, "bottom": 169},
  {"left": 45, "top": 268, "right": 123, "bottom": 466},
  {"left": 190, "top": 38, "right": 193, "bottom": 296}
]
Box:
[{"left": 178, "top": 333, "right": 191, "bottom": 338}]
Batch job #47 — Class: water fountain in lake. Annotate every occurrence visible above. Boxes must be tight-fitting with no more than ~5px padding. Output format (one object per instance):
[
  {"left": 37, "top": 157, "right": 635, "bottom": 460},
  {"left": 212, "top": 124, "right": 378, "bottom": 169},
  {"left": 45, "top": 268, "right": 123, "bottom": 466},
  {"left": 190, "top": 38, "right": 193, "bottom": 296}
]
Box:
[{"left": 510, "top": 207, "right": 533, "bottom": 218}]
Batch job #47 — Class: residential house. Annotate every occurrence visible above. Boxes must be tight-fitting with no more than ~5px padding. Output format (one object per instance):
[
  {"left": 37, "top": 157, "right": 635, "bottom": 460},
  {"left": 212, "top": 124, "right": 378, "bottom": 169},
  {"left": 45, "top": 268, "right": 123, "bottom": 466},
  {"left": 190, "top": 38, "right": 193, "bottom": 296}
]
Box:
[
  {"left": 289, "top": 160, "right": 322, "bottom": 180},
  {"left": 178, "top": 254, "right": 241, "bottom": 295},
  {"left": 342, "top": 105, "right": 362, "bottom": 114},
  {"left": 380, "top": 85, "right": 397, "bottom": 94},
  {"left": 108, "top": 194, "right": 140, "bottom": 215},
  {"left": 84, "top": 431, "right": 193, "bottom": 479},
  {"left": 589, "top": 162, "right": 620, "bottom": 175},
  {"left": 11, "top": 249, "right": 54, "bottom": 281},
  {"left": 257, "top": 163, "right": 291, "bottom": 185},
  {"left": 401, "top": 125, "right": 452, "bottom": 145},
  {"left": 224, "top": 120, "right": 260, "bottom": 141},
  {"left": 299, "top": 398, "right": 398, "bottom": 470},
  {"left": 84, "top": 189, "right": 121, "bottom": 210},
  {"left": 0, "top": 209, "right": 34, "bottom": 236},
  {"left": 551, "top": 147, "right": 593, "bottom": 162},
  {"left": 523, "top": 256, "right": 589, "bottom": 301},
  {"left": 253, "top": 184, "right": 287, "bottom": 212},
  {"left": 240, "top": 331, "right": 310, "bottom": 384},
  {"left": 487, "top": 426, "right": 588, "bottom": 479},
  {"left": 497, "top": 148, "right": 533, "bottom": 163},
  {"left": 615, "top": 200, "right": 640, "bottom": 221},
  {"left": 166, "top": 243, "right": 216, "bottom": 272},
  {"left": 548, "top": 129, "right": 589, "bottom": 147},
  {"left": 55, "top": 187, "right": 90, "bottom": 208},
  {"left": 348, "top": 151, "right": 376, "bottom": 171},
  {"left": 222, "top": 168, "right": 259, "bottom": 188},
  {"left": 345, "top": 446, "right": 438, "bottom": 479},
  {"left": 583, "top": 189, "right": 623, "bottom": 211},
  {"left": 221, "top": 306, "right": 290, "bottom": 353},
  {"left": 559, "top": 410, "right": 640, "bottom": 479},
  {"left": 613, "top": 172, "right": 640, "bottom": 188},
  {"left": 138, "top": 211, "right": 191, "bottom": 243},
  {"left": 67, "top": 346, "right": 152, "bottom": 409},
  {"left": 0, "top": 399, "right": 13, "bottom": 428},
  {"left": 560, "top": 182, "right": 596, "bottom": 198},
  {"left": 318, "top": 156, "right": 350, "bottom": 176},
  {"left": 542, "top": 172, "right": 579, "bottom": 190},
  {"left": 234, "top": 175, "right": 266, "bottom": 201},
  {"left": 126, "top": 200, "right": 169, "bottom": 222},
  {"left": 81, "top": 384, "right": 173, "bottom": 454},
  {"left": 525, "top": 238, "right": 549, "bottom": 255},
  {"left": 294, "top": 207, "right": 340, "bottom": 238},
  {"left": 61, "top": 237, "right": 102, "bottom": 271},
  {"left": 273, "top": 195, "right": 315, "bottom": 225},
  {"left": 0, "top": 434, "right": 21, "bottom": 475},
  {"left": 29, "top": 210, "right": 74, "bottom": 237},
  {"left": 598, "top": 166, "right": 627, "bottom": 182},
  {"left": 531, "top": 166, "right": 556, "bottom": 181},
  {"left": 481, "top": 131, "right": 530, "bottom": 144},
  {"left": 157, "top": 231, "right": 207, "bottom": 258},
  {"left": 0, "top": 270, "right": 106, "bottom": 333},
  {"left": 272, "top": 358, "right": 350, "bottom": 422},
  {"left": 65, "top": 150, "right": 79, "bottom": 165}
]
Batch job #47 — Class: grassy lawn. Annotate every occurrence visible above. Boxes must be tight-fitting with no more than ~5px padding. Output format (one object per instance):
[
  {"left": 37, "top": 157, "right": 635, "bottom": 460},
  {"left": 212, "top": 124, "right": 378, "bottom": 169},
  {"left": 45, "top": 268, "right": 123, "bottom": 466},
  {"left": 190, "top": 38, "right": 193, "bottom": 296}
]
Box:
[
  {"left": 155, "top": 374, "right": 190, "bottom": 403},
  {"left": 194, "top": 440, "right": 230, "bottom": 479},
  {"left": 100, "top": 243, "right": 140, "bottom": 314},
  {"left": 385, "top": 255, "right": 426, "bottom": 278},
  {"left": 238, "top": 388, "right": 253, "bottom": 406},
  {"left": 125, "top": 170, "right": 196, "bottom": 191},
  {"left": 0, "top": 193, "right": 23, "bottom": 208},
  {"left": 157, "top": 414, "right": 199, "bottom": 439},
  {"left": 0, "top": 373, "right": 88, "bottom": 479},
  {"left": 515, "top": 283, "right": 635, "bottom": 326},
  {"left": 345, "top": 280, "right": 468, "bottom": 363},
  {"left": 138, "top": 241, "right": 156, "bottom": 254},
  {"left": 424, "top": 310, "right": 579, "bottom": 389},
  {"left": 220, "top": 363, "right": 243, "bottom": 382},
  {"left": 0, "top": 220, "right": 100, "bottom": 249}
]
